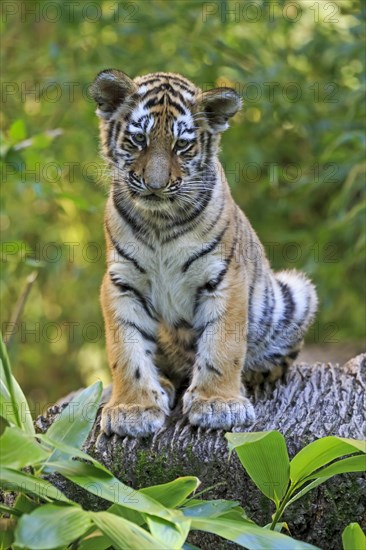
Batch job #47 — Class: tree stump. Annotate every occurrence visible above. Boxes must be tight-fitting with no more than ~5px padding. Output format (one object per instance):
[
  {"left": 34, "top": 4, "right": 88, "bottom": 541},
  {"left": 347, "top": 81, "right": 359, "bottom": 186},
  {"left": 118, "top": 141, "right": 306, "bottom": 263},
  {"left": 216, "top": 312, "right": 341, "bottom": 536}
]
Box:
[{"left": 36, "top": 354, "right": 366, "bottom": 550}]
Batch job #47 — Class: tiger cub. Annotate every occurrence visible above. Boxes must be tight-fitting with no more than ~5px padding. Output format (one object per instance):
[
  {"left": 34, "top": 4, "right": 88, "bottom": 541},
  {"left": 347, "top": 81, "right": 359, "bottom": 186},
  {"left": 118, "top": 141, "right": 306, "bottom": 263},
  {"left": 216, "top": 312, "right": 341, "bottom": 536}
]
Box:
[{"left": 91, "top": 70, "right": 318, "bottom": 437}]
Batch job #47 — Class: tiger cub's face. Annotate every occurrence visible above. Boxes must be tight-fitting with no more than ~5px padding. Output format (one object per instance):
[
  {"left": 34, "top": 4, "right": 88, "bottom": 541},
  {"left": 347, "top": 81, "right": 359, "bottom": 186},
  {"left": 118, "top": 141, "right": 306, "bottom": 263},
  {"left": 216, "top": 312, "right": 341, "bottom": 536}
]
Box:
[{"left": 91, "top": 70, "right": 241, "bottom": 211}]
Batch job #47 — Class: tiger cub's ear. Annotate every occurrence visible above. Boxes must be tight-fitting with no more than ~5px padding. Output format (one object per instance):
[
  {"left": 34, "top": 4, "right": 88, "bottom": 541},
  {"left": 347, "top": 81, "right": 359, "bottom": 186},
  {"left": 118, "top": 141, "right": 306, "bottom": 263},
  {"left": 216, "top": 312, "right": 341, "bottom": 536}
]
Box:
[
  {"left": 90, "top": 69, "right": 137, "bottom": 119},
  {"left": 197, "top": 87, "right": 242, "bottom": 133}
]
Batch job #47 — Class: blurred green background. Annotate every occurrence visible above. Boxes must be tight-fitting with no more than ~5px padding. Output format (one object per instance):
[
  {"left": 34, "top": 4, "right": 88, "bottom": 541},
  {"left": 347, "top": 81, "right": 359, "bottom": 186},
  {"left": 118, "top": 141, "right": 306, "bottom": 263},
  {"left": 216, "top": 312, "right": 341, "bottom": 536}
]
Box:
[{"left": 1, "top": 0, "right": 365, "bottom": 410}]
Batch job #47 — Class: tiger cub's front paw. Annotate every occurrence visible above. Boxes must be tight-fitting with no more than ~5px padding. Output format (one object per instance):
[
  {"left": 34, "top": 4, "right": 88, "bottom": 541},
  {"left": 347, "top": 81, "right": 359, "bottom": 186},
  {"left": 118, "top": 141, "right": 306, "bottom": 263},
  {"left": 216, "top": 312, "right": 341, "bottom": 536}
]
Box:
[
  {"left": 183, "top": 390, "right": 255, "bottom": 430},
  {"left": 101, "top": 404, "right": 166, "bottom": 437}
]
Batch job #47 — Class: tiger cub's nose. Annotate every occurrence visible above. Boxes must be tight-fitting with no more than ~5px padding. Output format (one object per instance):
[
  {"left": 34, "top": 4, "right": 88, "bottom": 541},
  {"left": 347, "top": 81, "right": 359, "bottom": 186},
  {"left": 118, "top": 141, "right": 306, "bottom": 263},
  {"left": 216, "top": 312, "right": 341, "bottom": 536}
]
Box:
[{"left": 144, "top": 154, "right": 170, "bottom": 190}]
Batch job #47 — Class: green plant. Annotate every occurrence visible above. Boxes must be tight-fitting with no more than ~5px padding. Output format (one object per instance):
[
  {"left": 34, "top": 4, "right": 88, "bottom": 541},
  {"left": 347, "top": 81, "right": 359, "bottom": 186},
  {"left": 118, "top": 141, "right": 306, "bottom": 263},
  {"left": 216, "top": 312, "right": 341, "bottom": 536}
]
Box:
[
  {"left": 1, "top": 333, "right": 364, "bottom": 549},
  {"left": 0, "top": 334, "right": 320, "bottom": 549},
  {"left": 342, "top": 522, "right": 366, "bottom": 550},
  {"left": 226, "top": 431, "right": 366, "bottom": 533}
]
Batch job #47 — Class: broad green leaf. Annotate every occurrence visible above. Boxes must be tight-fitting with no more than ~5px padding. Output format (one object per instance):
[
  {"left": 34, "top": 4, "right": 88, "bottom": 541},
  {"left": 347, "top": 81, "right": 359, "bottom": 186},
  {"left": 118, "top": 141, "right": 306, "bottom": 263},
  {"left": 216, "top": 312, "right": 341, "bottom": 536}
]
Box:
[
  {"left": 182, "top": 499, "right": 242, "bottom": 519},
  {"left": 290, "top": 437, "right": 365, "bottom": 484},
  {"left": 78, "top": 533, "right": 114, "bottom": 550},
  {"left": 91, "top": 511, "right": 170, "bottom": 550},
  {"left": 14, "top": 493, "right": 39, "bottom": 514},
  {"left": 304, "top": 455, "right": 366, "bottom": 481},
  {"left": 14, "top": 504, "right": 92, "bottom": 549},
  {"left": 50, "top": 459, "right": 179, "bottom": 522},
  {"left": 284, "top": 477, "right": 332, "bottom": 509},
  {"left": 0, "top": 467, "right": 70, "bottom": 503},
  {"left": 146, "top": 515, "right": 190, "bottom": 549},
  {"left": 0, "top": 336, "right": 34, "bottom": 434},
  {"left": 182, "top": 544, "right": 201, "bottom": 550},
  {"left": 0, "top": 426, "right": 49, "bottom": 468},
  {"left": 226, "top": 431, "right": 290, "bottom": 504},
  {"left": 336, "top": 438, "right": 366, "bottom": 453},
  {"left": 190, "top": 517, "right": 320, "bottom": 549},
  {"left": 0, "top": 522, "right": 14, "bottom": 550},
  {"left": 264, "top": 522, "right": 289, "bottom": 533},
  {"left": 342, "top": 522, "right": 366, "bottom": 550},
  {"left": 43, "top": 381, "right": 102, "bottom": 468},
  {"left": 107, "top": 502, "right": 144, "bottom": 526},
  {"left": 219, "top": 506, "right": 253, "bottom": 522},
  {"left": 38, "top": 433, "right": 111, "bottom": 474},
  {"left": 9, "top": 119, "right": 26, "bottom": 142},
  {"left": 141, "top": 477, "right": 200, "bottom": 508}
]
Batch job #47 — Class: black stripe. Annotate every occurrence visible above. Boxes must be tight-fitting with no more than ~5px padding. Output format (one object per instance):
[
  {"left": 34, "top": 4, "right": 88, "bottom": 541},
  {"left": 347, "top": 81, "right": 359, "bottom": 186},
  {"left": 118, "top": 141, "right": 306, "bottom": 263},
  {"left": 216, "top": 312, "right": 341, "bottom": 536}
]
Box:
[
  {"left": 105, "top": 223, "right": 146, "bottom": 274},
  {"left": 110, "top": 274, "right": 158, "bottom": 321},
  {"left": 205, "top": 362, "right": 222, "bottom": 376},
  {"left": 112, "top": 184, "right": 155, "bottom": 251},
  {"left": 173, "top": 318, "right": 192, "bottom": 329},
  {"left": 140, "top": 75, "right": 195, "bottom": 94},
  {"left": 161, "top": 185, "right": 215, "bottom": 244},
  {"left": 277, "top": 280, "right": 295, "bottom": 323},
  {"left": 258, "top": 277, "right": 275, "bottom": 341},
  {"left": 193, "top": 209, "right": 239, "bottom": 316},
  {"left": 182, "top": 221, "right": 229, "bottom": 273},
  {"left": 195, "top": 316, "right": 221, "bottom": 338},
  {"left": 107, "top": 120, "right": 116, "bottom": 149},
  {"left": 118, "top": 318, "right": 156, "bottom": 343},
  {"left": 165, "top": 172, "right": 217, "bottom": 230},
  {"left": 201, "top": 195, "right": 225, "bottom": 238},
  {"left": 114, "top": 121, "right": 121, "bottom": 145},
  {"left": 142, "top": 94, "right": 187, "bottom": 115},
  {"left": 140, "top": 85, "right": 190, "bottom": 108}
]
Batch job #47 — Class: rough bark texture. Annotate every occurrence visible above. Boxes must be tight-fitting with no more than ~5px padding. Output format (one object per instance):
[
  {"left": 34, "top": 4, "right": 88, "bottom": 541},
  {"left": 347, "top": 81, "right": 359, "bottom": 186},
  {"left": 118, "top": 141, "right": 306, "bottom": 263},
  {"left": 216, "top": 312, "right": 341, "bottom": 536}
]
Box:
[{"left": 36, "top": 354, "right": 366, "bottom": 550}]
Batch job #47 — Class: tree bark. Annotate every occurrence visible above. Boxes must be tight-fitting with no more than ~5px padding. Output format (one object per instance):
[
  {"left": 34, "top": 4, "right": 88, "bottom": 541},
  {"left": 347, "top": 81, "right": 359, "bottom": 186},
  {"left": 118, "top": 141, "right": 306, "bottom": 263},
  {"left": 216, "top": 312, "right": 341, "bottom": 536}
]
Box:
[{"left": 36, "top": 354, "right": 366, "bottom": 550}]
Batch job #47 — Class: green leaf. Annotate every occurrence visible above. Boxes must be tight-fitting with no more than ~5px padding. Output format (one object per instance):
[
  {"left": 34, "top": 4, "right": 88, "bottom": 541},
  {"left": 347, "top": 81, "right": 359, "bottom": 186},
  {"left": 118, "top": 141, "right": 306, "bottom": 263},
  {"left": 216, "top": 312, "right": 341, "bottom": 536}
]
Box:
[
  {"left": 190, "top": 517, "right": 320, "bottom": 549},
  {"left": 141, "top": 477, "right": 200, "bottom": 508},
  {"left": 264, "top": 522, "right": 289, "bottom": 533},
  {"left": 0, "top": 522, "right": 15, "bottom": 550},
  {"left": 0, "top": 503, "right": 21, "bottom": 517},
  {"left": 226, "top": 431, "right": 290, "bottom": 504},
  {"left": 219, "top": 506, "right": 252, "bottom": 522},
  {"left": 335, "top": 438, "right": 366, "bottom": 453},
  {"left": 284, "top": 477, "right": 332, "bottom": 509},
  {"left": 290, "top": 437, "right": 365, "bottom": 484},
  {"left": 77, "top": 533, "right": 114, "bottom": 550},
  {"left": 38, "top": 433, "right": 110, "bottom": 472},
  {"left": 182, "top": 499, "right": 241, "bottom": 519},
  {"left": 91, "top": 511, "right": 170, "bottom": 550},
  {"left": 0, "top": 336, "right": 34, "bottom": 434},
  {"left": 14, "top": 504, "right": 92, "bottom": 549},
  {"left": 9, "top": 119, "right": 26, "bottom": 142},
  {"left": 304, "top": 455, "right": 366, "bottom": 481},
  {"left": 0, "top": 426, "right": 50, "bottom": 468},
  {"left": 342, "top": 523, "right": 366, "bottom": 550},
  {"left": 50, "top": 459, "right": 179, "bottom": 522},
  {"left": 146, "top": 515, "right": 190, "bottom": 549},
  {"left": 106, "top": 502, "right": 145, "bottom": 527},
  {"left": 42, "top": 381, "right": 102, "bottom": 469},
  {"left": 14, "top": 493, "right": 39, "bottom": 514},
  {"left": 0, "top": 467, "right": 70, "bottom": 503}
]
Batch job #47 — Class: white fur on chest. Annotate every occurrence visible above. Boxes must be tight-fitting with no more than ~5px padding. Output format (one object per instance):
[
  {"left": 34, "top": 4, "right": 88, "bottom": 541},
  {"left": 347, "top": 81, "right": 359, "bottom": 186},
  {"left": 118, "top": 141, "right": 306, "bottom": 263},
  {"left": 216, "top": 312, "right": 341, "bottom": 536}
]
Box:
[
  {"left": 109, "top": 235, "right": 226, "bottom": 327},
  {"left": 146, "top": 240, "right": 218, "bottom": 325}
]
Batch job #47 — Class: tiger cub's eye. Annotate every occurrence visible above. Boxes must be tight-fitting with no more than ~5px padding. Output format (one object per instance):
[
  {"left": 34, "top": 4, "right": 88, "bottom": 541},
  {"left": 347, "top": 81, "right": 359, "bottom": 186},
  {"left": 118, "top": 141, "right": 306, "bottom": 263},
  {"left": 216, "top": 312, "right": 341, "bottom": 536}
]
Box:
[
  {"left": 133, "top": 133, "right": 146, "bottom": 144},
  {"left": 176, "top": 138, "right": 190, "bottom": 149}
]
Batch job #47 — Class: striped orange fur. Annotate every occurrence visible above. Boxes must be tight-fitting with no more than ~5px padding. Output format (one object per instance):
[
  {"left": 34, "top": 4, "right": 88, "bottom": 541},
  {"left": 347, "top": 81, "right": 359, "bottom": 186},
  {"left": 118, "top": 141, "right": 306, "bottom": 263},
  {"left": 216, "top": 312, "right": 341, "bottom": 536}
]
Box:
[{"left": 90, "top": 70, "right": 318, "bottom": 437}]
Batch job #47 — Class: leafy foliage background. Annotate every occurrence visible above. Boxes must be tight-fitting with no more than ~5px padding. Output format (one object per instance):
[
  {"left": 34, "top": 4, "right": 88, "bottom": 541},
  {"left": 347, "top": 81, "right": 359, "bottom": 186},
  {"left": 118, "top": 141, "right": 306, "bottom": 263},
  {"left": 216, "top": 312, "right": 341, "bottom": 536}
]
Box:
[{"left": 1, "top": 0, "right": 365, "bottom": 407}]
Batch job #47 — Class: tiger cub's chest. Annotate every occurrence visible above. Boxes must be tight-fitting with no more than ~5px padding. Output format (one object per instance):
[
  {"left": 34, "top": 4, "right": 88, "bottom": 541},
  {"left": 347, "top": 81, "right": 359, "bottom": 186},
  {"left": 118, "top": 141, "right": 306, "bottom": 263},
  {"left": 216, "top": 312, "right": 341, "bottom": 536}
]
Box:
[
  {"left": 145, "top": 244, "right": 224, "bottom": 326},
  {"left": 147, "top": 250, "right": 194, "bottom": 325}
]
